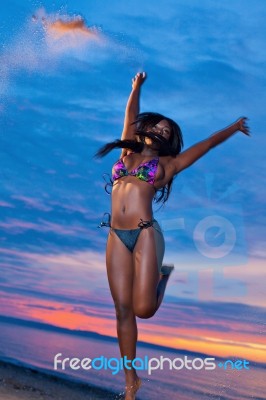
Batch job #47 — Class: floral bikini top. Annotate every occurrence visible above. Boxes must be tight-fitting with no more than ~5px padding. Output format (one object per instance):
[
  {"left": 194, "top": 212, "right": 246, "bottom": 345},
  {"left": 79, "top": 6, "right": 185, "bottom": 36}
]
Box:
[{"left": 112, "top": 154, "right": 159, "bottom": 186}]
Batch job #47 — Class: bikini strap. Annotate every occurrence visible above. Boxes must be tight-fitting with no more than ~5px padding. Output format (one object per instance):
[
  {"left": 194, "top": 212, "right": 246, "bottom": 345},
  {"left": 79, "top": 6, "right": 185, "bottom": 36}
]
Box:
[
  {"left": 98, "top": 212, "right": 111, "bottom": 228},
  {"left": 102, "top": 173, "right": 113, "bottom": 195}
]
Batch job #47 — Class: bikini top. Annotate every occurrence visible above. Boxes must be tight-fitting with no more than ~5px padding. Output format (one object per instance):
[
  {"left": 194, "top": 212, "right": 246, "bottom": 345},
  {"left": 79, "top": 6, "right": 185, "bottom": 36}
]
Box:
[{"left": 112, "top": 154, "right": 159, "bottom": 186}]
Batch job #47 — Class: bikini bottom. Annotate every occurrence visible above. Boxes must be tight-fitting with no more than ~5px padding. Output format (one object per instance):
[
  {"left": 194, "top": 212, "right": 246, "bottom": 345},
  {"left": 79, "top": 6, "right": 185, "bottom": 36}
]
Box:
[
  {"left": 113, "top": 219, "right": 161, "bottom": 253},
  {"left": 99, "top": 214, "right": 165, "bottom": 264}
]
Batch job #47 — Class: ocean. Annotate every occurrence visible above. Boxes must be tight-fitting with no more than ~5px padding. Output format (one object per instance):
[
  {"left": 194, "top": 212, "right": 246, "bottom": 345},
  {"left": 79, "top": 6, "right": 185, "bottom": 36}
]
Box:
[{"left": 0, "top": 317, "right": 265, "bottom": 400}]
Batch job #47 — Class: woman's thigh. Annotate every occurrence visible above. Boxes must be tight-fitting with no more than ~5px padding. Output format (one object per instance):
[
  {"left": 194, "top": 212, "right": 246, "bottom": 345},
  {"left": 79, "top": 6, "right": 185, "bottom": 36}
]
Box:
[
  {"left": 132, "top": 222, "right": 165, "bottom": 310},
  {"left": 106, "top": 229, "right": 134, "bottom": 308}
]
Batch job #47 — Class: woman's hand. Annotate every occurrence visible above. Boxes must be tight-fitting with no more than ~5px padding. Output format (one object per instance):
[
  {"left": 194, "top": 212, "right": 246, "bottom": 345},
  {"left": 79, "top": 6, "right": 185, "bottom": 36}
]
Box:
[
  {"left": 236, "top": 117, "right": 251, "bottom": 136},
  {"left": 132, "top": 72, "right": 146, "bottom": 90}
]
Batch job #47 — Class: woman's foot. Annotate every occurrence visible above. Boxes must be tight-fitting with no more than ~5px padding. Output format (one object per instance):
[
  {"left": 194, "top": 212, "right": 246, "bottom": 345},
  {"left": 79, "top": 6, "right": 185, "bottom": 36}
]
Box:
[
  {"left": 160, "top": 264, "right": 174, "bottom": 277},
  {"left": 124, "top": 377, "right": 142, "bottom": 400}
]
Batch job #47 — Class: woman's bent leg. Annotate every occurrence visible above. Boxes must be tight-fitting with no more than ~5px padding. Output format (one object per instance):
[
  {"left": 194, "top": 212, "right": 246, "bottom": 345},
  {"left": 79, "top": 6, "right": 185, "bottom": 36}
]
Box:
[
  {"left": 106, "top": 230, "right": 141, "bottom": 397},
  {"left": 133, "top": 224, "right": 171, "bottom": 318}
]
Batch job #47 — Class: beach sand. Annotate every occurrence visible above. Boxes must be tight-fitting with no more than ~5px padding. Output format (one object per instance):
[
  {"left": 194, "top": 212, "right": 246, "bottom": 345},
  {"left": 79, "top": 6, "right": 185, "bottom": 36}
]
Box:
[{"left": 0, "top": 360, "right": 117, "bottom": 400}]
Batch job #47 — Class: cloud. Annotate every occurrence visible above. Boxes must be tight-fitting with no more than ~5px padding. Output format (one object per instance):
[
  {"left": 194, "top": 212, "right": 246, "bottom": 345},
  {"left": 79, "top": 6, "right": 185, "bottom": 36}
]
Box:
[
  {"left": 0, "top": 238, "right": 265, "bottom": 363},
  {"left": 0, "top": 8, "right": 104, "bottom": 95},
  {"left": 35, "top": 10, "right": 104, "bottom": 55},
  {"left": 11, "top": 195, "right": 53, "bottom": 212},
  {"left": 43, "top": 17, "right": 101, "bottom": 41},
  {"left": 0, "top": 201, "right": 15, "bottom": 208},
  {"left": 0, "top": 217, "right": 91, "bottom": 236}
]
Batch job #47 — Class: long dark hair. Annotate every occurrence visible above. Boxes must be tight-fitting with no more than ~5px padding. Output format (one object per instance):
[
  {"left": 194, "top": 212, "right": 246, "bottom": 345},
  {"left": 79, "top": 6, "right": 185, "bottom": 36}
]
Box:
[{"left": 95, "top": 112, "right": 183, "bottom": 203}]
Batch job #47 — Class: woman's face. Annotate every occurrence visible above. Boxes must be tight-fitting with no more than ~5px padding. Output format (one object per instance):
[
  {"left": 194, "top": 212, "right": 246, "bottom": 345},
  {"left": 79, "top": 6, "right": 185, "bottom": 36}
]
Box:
[{"left": 150, "top": 119, "right": 172, "bottom": 141}]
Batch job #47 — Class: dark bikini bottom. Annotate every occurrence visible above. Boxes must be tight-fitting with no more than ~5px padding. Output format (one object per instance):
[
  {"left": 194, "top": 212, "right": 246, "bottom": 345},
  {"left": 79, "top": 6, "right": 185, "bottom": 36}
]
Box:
[
  {"left": 99, "top": 214, "right": 163, "bottom": 253},
  {"left": 112, "top": 220, "right": 155, "bottom": 252}
]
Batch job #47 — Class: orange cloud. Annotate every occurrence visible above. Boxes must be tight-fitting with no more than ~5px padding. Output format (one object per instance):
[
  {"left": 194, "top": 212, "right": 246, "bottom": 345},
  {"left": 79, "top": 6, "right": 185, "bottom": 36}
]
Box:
[
  {"left": 138, "top": 321, "right": 266, "bottom": 363},
  {"left": 36, "top": 14, "right": 104, "bottom": 54},
  {"left": 145, "top": 333, "right": 266, "bottom": 364},
  {"left": 44, "top": 18, "right": 101, "bottom": 41}
]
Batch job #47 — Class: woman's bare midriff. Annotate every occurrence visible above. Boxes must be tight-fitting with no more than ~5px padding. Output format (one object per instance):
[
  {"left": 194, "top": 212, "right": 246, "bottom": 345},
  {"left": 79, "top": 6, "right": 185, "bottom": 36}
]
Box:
[{"left": 111, "top": 176, "right": 156, "bottom": 229}]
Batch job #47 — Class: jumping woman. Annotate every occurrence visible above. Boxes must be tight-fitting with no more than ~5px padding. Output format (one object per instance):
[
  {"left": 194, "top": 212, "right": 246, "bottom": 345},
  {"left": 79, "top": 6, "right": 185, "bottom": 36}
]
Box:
[{"left": 96, "top": 72, "right": 250, "bottom": 399}]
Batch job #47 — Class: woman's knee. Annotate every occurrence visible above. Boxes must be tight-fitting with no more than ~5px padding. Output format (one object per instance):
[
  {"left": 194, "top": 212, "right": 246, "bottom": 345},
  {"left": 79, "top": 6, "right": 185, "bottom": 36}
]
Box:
[
  {"left": 133, "top": 302, "right": 156, "bottom": 319},
  {"left": 114, "top": 302, "right": 134, "bottom": 322}
]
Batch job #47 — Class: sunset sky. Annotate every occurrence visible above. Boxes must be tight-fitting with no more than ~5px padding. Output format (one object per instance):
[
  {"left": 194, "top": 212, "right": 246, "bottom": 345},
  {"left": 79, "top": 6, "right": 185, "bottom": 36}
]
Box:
[{"left": 0, "top": 0, "right": 265, "bottom": 366}]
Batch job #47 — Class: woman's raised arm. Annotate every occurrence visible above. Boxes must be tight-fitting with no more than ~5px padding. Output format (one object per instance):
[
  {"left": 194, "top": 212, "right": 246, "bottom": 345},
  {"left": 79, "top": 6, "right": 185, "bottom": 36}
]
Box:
[
  {"left": 172, "top": 117, "right": 250, "bottom": 174},
  {"left": 121, "top": 72, "right": 146, "bottom": 142}
]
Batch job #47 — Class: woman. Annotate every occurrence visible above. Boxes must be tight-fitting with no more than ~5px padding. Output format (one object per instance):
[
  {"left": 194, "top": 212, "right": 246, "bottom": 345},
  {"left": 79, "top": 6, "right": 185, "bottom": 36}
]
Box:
[{"left": 96, "top": 72, "right": 250, "bottom": 399}]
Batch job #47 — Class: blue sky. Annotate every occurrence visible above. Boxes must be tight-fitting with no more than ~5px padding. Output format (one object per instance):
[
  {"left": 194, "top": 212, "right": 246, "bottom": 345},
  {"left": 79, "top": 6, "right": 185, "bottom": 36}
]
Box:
[
  {"left": 1, "top": 0, "right": 265, "bottom": 260},
  {"left": 0, "top": 0, "right": 265, "bottom": 362}
]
